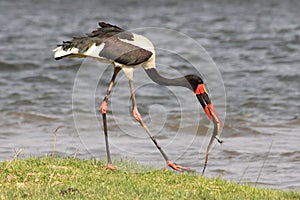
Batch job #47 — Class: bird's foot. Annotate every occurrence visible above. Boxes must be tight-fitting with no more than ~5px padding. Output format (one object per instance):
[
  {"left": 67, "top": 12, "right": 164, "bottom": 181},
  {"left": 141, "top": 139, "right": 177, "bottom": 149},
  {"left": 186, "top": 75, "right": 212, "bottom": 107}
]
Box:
[
  {"left": 164, "top": 160, "right": 189, "bottom": 172},
  {"left": 132, "top": 107, "right": 142, "bottom": 122},
  {"left": 104, "top": 163, "right": 116, "bottom": 171}
]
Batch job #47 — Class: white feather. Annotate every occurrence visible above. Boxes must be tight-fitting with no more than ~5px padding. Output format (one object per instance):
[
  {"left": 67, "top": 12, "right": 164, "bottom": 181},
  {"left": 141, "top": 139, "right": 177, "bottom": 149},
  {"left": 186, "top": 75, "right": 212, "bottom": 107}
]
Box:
[
  {"left": 119, "top": 33, "right": 156, "bottom": 69},
  {"left": 122, "top": 67, "right": 134, "bottom": 80},
  {"left": 119, "top": 33, "right": 154, "bottom": 52},
  {"left": 53, "top": 46, "right": 79, "bottom": 59},
  {"left": 83, "top": 43, "right": 105, "bottom": 57}
]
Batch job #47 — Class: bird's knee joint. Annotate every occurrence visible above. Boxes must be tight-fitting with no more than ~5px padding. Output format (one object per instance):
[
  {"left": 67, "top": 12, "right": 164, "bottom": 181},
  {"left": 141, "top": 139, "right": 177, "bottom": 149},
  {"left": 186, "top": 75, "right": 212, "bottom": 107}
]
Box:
[
  {"left": 132, "top": 107, "right": 142, "bottom": 122},
  {"left": 101, "top": 101, "right": 107, "bottom": 114}
]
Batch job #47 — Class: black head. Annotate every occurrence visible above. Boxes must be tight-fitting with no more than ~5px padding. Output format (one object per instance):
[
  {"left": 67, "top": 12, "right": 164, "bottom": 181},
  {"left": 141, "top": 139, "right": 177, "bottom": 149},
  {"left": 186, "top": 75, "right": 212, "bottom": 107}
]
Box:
[
  {"left": 185, "top": 74, "right": 222, "bottom": 126},
  {"left": 184, "top": 74, "right": 204, "bottom": 92}
]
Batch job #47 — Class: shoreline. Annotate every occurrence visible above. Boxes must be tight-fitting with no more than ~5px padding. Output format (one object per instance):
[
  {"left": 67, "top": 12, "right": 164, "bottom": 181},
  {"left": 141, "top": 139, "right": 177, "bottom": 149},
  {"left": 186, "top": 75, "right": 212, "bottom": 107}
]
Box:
[{"left": 1, "top": 156, "right": 299, "bottom": 199}]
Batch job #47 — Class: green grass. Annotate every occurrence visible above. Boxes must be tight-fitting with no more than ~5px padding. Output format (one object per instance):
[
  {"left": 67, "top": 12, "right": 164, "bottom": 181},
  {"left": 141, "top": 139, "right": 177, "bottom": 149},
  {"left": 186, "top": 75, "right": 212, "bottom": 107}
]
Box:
[{"left": 0, "top": 157, "right": 299, "bottom": 199}]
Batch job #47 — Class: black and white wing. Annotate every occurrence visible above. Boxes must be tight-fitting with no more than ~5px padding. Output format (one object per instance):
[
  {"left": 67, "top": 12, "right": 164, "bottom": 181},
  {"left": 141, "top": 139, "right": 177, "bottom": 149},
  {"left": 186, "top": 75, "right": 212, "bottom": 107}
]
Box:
[{"left": 53, "top": 22, "right": 153, "bottom": 66}]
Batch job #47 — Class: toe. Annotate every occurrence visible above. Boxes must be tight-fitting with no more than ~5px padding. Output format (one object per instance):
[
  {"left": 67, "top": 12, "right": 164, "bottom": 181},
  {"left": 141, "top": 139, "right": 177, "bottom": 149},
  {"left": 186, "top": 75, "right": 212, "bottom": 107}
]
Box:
[
  {"left": 104, "top": 164, "right": 116, "bottom": 171},
  {"left": 166, "top": 161, "right": 189, "bottom": 172}
]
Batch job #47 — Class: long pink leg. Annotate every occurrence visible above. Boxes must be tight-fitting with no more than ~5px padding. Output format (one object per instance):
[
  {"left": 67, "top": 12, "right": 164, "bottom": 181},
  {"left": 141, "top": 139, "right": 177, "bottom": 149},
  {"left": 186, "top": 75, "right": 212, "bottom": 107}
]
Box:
[
  {"left": 101, "top": 67, "right": 121, "bottom": 170},
  {"left": 128, "top": 79, "right": 189, "bottom": 172}
]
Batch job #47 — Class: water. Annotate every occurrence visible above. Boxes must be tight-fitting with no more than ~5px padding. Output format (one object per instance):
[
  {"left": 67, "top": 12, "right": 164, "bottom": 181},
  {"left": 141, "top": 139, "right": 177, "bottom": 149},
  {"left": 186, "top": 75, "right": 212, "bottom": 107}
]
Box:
[{"left": 1, "top": 0, "right": 299, "bottom": 190}]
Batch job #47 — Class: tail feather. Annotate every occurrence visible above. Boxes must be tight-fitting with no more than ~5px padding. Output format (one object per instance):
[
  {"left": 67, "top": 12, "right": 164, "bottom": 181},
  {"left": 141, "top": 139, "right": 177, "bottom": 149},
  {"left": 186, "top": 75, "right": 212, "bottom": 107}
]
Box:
[
  {"left": 53, "top": 46, "right": 79, "bottom": 60},
  {"left": 53, "top": 37, "right": 97, "bottom": 60}
]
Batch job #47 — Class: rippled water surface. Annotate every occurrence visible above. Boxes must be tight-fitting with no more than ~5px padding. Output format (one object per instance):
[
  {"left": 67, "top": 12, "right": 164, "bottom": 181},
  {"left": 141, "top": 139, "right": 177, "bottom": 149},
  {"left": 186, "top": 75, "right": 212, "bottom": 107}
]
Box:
[{"left": 0, "top": 0, "right": 299, "bottom": 190}]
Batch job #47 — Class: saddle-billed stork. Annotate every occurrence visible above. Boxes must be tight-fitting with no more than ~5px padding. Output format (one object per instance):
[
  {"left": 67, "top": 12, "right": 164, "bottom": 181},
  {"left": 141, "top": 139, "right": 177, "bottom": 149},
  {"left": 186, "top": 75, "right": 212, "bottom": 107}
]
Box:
[{"left": 54, "top": 22, "right": 223, "bottom": 173}]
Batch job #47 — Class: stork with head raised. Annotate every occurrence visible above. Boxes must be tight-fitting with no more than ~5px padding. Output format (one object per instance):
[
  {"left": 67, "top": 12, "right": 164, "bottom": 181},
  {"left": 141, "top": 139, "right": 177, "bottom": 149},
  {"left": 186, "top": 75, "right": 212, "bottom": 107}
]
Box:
[{"left": 54, "top": 22, "right": 223, "bottom": 172}]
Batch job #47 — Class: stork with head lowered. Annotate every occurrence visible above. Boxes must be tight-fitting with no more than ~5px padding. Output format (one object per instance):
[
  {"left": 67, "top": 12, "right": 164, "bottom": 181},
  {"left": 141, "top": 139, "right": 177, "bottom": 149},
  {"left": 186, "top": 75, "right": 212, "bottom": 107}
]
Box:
[{"left": 53, "top": 22, "right": 223, "bottom": 172}]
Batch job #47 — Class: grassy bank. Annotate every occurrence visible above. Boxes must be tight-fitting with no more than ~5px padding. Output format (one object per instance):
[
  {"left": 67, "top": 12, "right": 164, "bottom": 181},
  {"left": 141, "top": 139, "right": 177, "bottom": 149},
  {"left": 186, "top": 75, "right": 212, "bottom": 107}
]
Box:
[{"left": 0, "top": 157, "right": 299, "bottom": 199}]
